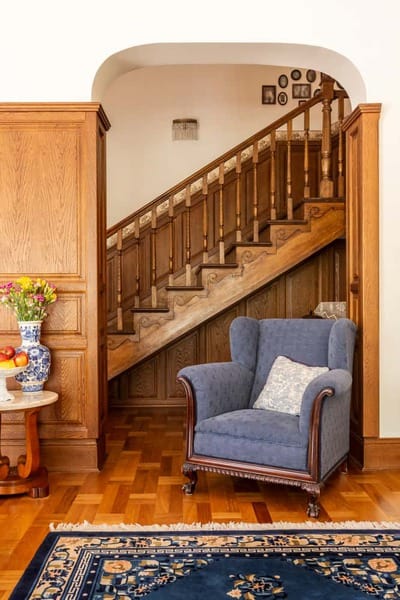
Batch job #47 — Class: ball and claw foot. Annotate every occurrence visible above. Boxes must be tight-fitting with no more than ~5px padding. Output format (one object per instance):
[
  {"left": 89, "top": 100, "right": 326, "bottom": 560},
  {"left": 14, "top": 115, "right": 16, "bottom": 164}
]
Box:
[
  {"left": 182, "top": 467, "right": 198, "bottom": 495},
  {"left": 182, "top": 481, "right": 196, "bottom": 495},
  {"left": 306, "top": 493, "right": 320, "bottom": 518}
]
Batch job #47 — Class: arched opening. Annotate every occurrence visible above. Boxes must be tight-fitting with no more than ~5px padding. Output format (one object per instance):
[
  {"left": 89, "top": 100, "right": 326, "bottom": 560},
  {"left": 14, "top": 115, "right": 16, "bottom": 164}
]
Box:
[
  {"left": 92, "top": 43, "right": 365, "bottom": 227},
  {"left": 96, "top": 42, "right": 380, "bottom": 469},
  {"left": 92, "top": 42, "right": 366, "bottom": 105}
]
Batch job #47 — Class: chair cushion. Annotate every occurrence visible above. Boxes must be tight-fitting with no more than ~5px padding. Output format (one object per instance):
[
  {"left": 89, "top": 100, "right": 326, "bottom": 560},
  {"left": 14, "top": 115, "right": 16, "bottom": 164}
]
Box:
[
  {"left": 194, "top": 409, "right": 308, "bottom": 470},
  {"left": 253, "top": 355, "right": 329, "bottom": 415}
]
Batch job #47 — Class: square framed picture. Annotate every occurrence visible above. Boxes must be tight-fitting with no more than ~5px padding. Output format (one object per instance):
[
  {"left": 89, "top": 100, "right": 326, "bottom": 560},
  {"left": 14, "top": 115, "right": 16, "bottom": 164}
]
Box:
[
  {"left": 292, "top": 83, "right": 311, "bottom": 99},
  {"left": 261, "top": 85, "right": 276, "bottom": 104}
]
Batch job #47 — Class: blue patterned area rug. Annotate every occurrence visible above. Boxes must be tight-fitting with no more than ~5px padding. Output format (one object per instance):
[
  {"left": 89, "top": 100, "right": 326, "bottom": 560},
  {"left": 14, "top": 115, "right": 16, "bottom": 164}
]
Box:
[{"left": 10, "top": 522, "right": 400, "bottom": 599}]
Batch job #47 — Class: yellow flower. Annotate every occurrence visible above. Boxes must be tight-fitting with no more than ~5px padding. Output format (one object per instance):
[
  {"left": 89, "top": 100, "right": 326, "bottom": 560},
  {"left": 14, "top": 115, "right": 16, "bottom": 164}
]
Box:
[
  {"left": 0, "top": 276, "right": 57, "bottom": 321},
  {"left": 16, "top": 276, "right": 33, "bottom": 290}
]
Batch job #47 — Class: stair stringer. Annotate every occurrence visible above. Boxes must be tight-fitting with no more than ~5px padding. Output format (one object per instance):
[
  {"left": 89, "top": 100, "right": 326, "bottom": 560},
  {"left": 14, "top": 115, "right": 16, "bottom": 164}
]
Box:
[{"left": 108, "top": 202, "right": 344, "bottom": 379}]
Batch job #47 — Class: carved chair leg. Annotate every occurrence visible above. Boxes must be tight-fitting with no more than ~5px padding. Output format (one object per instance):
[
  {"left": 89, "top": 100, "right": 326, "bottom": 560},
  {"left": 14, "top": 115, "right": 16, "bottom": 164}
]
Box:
[
  {"left": 306, "top": 491, "right": 320, "bottom": 518},
  {"left": 182, "top": 465, "right": 198, "bottom": 495}
]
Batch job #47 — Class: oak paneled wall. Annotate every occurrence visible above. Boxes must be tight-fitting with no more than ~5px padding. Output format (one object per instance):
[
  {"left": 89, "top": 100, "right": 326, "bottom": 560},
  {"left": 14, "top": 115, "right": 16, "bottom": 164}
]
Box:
[
  {"left": 109, "top": 239, "right": 345, "bottom": 407},
  {"left": 0, "top": 103, "right": 110, "bottom": 471}
]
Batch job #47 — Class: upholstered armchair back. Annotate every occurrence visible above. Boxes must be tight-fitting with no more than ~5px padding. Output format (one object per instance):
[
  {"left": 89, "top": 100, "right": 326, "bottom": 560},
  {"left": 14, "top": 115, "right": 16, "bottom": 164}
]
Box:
[{"left": 229, "top": 317, "right": 357, "bottom": 408}]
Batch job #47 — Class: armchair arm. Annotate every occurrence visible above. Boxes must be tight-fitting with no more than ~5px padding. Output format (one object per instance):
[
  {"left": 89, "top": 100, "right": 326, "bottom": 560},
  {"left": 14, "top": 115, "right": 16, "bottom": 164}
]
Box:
[
  {"left": 299, "top": 369, "right": 352, "bottom": 434},
  {"left": 299, "top": 368, "right": 353, "bottom": 479},
  {"left": 177, "top": 362, "right": 254, "bottom": 423}
]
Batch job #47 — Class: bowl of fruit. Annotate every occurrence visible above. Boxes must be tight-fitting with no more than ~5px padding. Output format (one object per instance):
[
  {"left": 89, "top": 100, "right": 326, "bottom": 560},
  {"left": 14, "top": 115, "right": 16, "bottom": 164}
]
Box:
[{"left": 0, "top": 345, "right": 29, "bottom": 401}]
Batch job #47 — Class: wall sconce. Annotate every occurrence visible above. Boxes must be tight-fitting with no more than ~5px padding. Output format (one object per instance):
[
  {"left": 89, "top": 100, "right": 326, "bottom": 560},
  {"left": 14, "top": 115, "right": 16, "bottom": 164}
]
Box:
[{"left": 172, "top": 118, "right": 198, "bottom": 141}]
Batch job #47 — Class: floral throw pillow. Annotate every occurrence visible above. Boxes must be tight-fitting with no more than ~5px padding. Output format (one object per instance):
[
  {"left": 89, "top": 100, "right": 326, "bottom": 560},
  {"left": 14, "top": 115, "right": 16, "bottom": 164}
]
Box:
[{"left": 253, "top": 355, "right": 329, "bottom": 415}]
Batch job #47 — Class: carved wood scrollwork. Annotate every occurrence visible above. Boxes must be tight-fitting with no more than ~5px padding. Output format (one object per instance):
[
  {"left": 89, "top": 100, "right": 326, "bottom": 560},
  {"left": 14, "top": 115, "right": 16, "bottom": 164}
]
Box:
[{"left": 182, "top": 460, "right": 320, "bottom": 492}]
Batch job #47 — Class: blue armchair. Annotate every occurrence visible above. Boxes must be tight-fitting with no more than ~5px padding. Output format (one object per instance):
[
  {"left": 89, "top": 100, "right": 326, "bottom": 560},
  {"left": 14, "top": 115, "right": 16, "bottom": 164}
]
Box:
[{"left": 177, "top": 317, "right": 357, "bottom": 517}]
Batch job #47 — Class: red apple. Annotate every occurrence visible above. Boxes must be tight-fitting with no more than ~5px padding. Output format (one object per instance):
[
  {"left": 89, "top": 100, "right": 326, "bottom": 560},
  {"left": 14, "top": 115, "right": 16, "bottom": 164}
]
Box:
[
  {"left": 0, "top": 352, "right": 9, "bottom": 362},
  {"left": 14, "top": 351, "right": 29, "bottom": 367},
  {"left": 0, "top": 345, "right": 15, "bottom": 359}
]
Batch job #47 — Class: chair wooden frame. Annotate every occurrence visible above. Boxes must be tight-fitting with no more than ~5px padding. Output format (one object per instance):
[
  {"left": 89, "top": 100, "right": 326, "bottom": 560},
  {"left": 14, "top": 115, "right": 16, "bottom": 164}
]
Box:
[{"left": 178, "top": 376, "right": 347, "bottom": 517}]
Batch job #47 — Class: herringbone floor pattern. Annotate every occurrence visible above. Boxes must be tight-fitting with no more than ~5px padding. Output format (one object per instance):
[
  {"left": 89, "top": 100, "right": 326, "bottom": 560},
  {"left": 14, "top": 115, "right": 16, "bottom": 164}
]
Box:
[{"left": 1, "top": 406, "right": 400, "bottom": 598}]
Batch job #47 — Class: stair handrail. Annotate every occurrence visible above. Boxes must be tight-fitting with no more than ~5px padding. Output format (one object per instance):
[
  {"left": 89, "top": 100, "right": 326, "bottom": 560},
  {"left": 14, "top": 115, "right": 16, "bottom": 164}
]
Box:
[
  {"left": 107, "top": 93, "right": 333, "bottom": 240},
  {"left": 107, "top": 77, "right": 346, "bottom": 330}
]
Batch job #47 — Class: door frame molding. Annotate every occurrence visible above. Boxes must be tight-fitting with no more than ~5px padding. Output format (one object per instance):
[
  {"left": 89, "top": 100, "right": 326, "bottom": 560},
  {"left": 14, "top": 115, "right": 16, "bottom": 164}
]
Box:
[{"left": 343, "top": 103, "right": 382, "bottom": 467}]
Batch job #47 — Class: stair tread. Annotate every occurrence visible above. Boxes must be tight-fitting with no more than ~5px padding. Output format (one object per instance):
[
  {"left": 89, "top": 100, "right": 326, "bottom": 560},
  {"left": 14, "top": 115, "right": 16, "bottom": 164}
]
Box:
[
  {"left": 131, "top": 306, "right": 169, "bottom": 313},
  {"left": 166, "top": 285, "right": 205, "bottom": 291},
  {"left": 229, "top": 241, "right": 273, "bottom": 247},
  {"left": 108, "top": 328, "right": 136, "bottom": 335},
  {"left": 197, "top": 262, "right": 238, "bottom": 268},
  {"left": 266, "top": 219, "right": 308, "bottom": 225},
  {"left": 195, "top": 262, "right": 238, "bottom": 275},
  {"left": 303, "top": 197, "right": 344, "bottom": 202}
]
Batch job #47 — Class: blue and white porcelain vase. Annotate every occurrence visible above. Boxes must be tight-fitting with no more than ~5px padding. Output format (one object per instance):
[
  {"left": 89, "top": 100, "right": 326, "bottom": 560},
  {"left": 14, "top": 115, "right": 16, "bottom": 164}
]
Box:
[{"left": 15, "top": 321, "right": 51, "bottom": 392}]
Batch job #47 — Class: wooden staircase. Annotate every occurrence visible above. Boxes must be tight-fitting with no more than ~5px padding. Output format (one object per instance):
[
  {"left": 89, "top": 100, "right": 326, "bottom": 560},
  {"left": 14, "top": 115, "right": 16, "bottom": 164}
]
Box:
[
  {"left": 108, "top": 200, "right": 344, "bottom": 378},
  {"left": 107, "top": 75, "right": 348, "bottom": 380}
]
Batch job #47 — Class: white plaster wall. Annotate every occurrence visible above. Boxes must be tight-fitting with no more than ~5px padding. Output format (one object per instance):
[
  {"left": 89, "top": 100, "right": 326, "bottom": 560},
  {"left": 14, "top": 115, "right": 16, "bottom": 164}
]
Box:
[
  {"left": 0, "top": 0, "right": 399, "bottom": 437},
  {"left": 102, "top": 64, "right": 325, "bottom": 225}
]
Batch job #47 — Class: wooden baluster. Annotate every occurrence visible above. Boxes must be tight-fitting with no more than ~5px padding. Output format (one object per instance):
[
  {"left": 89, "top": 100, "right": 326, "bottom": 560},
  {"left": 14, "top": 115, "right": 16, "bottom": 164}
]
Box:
[
  {"left": 286, "top": 119, "right": 293, "bottom": 219},
  {"left": 218, "top": 164, "right": 225, "bottom": 263},
  {"left": 151, "top": 207, "right": 157, "bottom": 307},
  {"left": 252, "top": 141, "right": 259, "bottom": 241},
  {"left": 185, "top": 185, "right": 192, "bottom": 285},
  {"left": 235, "top": 152, "right": 242, "bottom": 242},
  {"left": 134, "top": 216, "right": 140, "bottom": 308},
  {"left": 116, "top": 229, "right": 123, "bottom": 331},
  {"left": 202, "top": 175, "right": 209, "bottom": 263},
  {"left": 270, "top": 130, "right": 277, "bottom": 220},
  {"left": 337, "top": 94, "right": 345, "bottom": 197},
  {"left": 319, "top": 74, "right": 335, "bottom": 198},
  {"left": 303, "top": 108, "right": 310, "bottom": 199},
  {"left": 168, "top": 196, "right": 175, "bottom": 286}
]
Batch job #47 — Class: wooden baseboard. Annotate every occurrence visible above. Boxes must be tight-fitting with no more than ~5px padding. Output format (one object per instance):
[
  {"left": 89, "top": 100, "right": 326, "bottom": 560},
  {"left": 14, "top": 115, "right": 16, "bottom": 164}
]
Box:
[
  {"left": 109, "top": 398, "right": 186, "bottom": 408},
  {"left": 41, "top": 439, "right": 103, "bottom": 471},
  {"left": 350, "top": 433, "right": 400, "bottom": 470},
  {"left": 362, "top": 437, "right": 400, "bottom": 470},
  {"left": 1, "top": 439, "right": 103, "bottom": 472}
]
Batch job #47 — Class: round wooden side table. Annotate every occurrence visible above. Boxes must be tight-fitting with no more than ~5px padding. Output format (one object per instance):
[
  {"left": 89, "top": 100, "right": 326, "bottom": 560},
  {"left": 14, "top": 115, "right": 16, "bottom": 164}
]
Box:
[{"left": 0, "top": 390, "right": 58, "bottom": 498}]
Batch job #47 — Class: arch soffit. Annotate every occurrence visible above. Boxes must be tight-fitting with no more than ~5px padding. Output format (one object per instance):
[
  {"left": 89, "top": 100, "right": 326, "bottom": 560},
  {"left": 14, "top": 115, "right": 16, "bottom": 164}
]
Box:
[{"left": 91, "top": 42, "right": 366, "bottom": 105}]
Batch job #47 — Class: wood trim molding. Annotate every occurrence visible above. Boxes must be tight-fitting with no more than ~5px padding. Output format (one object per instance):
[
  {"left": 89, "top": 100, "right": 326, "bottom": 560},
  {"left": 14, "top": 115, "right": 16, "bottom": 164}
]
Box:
[
  {"left": 343, "top": 103, "right": 381, "bottom": 464},
  {"left": 0, "top": 102, "right": 111, "bottom": 130},
  {"left": 343, "top": 103, "right": 382, "bottom": 131},
  {"left": 361, "top": 438, "right": 400, "bottom": 470}
]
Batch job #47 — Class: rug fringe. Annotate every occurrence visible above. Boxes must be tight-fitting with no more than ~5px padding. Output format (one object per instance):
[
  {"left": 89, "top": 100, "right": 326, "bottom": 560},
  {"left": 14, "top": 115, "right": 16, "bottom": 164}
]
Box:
[{"left": 49, "top": 520, "right": 400, "bottom": 532}]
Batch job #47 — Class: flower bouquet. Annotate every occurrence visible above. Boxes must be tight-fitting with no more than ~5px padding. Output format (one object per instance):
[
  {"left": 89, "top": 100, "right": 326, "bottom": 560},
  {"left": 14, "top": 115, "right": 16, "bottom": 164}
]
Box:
[
  {"left": 0, "top": 276, "right": 57, "bottom": 321},
  {"left": 0, "top": 277, "right": 57, "bottom": 393}
]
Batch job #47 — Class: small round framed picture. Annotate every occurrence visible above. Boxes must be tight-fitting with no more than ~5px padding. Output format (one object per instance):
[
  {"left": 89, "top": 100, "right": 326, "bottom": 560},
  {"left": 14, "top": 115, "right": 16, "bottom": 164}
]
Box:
[
  {"left": 291, "top": 69, "right": 301, "bottom": 81},
  {"left": 278, "top": 74, "right": 288, "bottom": 88},
  {"left": 277, "top": 91, "right": 288, "bottom": 106},
  {"left": 306, "top": 69, "right": 317, "bottom": 83}
]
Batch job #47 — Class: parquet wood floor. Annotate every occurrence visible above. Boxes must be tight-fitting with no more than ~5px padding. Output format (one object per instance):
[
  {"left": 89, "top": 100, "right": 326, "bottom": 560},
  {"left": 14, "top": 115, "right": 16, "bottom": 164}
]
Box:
[{"left": 1, "top": 406, "right": 400, "bottom": 598}]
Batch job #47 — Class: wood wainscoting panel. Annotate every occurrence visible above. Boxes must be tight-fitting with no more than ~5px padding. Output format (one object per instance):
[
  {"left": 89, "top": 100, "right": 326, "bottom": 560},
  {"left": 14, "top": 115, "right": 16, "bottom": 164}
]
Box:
[
  {"left": 0, "top": 125, "right": 80, "bottom": 275},
  {"left": 128, "top": 356, "right": 160, "bottom": 402},
  {"left": 44, "top": 351, "right": 86, "bottom": 425},
  {"left": 205, "top": 306, "right": 241, "bottom": 363},
  {"left": 166, "top": 333, "right": 199, "bottom": 401},
  {"left": 44, "top": 293, "right": 84, "bottom": 335},
  {"left": 246, "top": 280, "right": 285, "bottom": 320},
  {"left": 0, "top": 103, "right": 110, "bottom": 471},
  {"left": 285, "top": 258, "right": 320, "bottom": 317}
]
